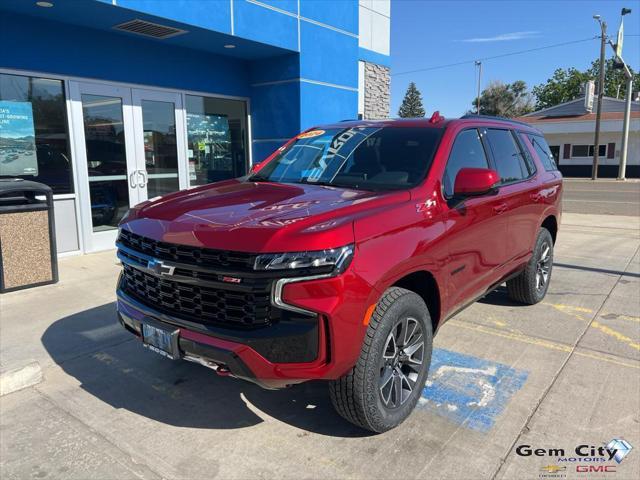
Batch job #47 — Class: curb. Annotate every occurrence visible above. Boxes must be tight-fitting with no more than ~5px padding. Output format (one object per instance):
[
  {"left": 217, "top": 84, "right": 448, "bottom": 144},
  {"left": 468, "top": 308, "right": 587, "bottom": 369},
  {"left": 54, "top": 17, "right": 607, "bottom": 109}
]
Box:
[{"left": 0, "top": 362, "right": 43, "bottom": 396}]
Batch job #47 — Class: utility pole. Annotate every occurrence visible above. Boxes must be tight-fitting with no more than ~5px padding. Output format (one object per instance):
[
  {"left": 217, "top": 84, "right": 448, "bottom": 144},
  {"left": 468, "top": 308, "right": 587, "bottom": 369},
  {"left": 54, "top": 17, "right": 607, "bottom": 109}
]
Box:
[
  {"left": 592, "top": 15, "right": 607, "bottom": 180},
  {"left": 618, "top": 74, "right": 633, "bottom": 180},
  {"left": 613, "top": 8, "right": 634, "bottom": 180},
  {"left": 475, "top": 61, "right": 482, "bottom": 114}
]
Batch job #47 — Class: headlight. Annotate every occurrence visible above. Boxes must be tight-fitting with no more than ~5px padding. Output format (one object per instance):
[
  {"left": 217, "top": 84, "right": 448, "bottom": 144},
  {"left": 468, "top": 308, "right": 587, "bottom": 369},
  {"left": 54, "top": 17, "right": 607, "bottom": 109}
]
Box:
[{"left": 254, "top": 245, "right": 354, "bottom": 273}]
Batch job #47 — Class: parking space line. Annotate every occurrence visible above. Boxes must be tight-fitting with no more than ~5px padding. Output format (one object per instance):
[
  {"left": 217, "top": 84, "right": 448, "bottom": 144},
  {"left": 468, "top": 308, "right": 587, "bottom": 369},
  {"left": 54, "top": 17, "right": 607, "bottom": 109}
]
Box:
[
  {"left": 447, "top": 320, "right": 639, "bottom": 370},
  {"left": 601, "top": 313, "right": 640, "bottom": 323},
  {"left": 545, "top": 303, "right": 640, "bottom": 351},
  {"left": 591, "top": 321, "right": 640, "bottom": 351}
]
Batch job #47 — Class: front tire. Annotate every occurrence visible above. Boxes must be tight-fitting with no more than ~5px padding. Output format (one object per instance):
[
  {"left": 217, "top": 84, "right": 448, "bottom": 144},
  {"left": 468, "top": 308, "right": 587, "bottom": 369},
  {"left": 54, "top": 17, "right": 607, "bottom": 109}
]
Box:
[
  {"left": 507, "top": 227, "right": 554, "bottom": 305},
  {"left": 329, "top": 287, "right": 433, "bottom": 433}
]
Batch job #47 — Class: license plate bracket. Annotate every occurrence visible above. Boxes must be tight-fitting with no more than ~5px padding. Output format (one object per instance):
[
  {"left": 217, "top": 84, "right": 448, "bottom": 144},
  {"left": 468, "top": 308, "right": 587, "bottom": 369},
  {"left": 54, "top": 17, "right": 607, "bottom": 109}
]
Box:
[{"left": 141, "top": 319, "right": 180, "bottom": 360}]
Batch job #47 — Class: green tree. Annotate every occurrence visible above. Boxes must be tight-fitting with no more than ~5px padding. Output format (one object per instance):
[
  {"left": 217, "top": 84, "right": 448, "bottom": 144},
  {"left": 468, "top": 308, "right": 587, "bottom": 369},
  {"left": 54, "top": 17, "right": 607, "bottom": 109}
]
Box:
[
  {"left": 586, "top": 58, "right": 640, "bottom": 99},
  {"left": 532, "top": 59, "right": 640, "bottom": 110},
  {"left": 472, "top": 80, "right": 534, "bottom": 117},
  {"left": 398, "top": 82, "right": 425, "bottom": 118},
  {"left": 532, "top": 67, "right": 590, "bottom": 110}
]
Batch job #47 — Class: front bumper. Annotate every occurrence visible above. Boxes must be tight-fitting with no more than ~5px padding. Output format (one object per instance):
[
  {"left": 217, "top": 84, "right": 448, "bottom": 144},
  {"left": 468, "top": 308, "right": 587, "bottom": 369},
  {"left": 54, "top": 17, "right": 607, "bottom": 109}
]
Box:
[{"left": 116, "top": 266, "right": 377, "bottom": 389}]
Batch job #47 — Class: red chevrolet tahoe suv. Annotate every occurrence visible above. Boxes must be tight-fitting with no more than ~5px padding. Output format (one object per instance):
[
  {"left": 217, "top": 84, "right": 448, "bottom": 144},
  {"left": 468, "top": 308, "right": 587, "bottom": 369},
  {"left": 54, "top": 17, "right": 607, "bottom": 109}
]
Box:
[{"left": 116, "top": 114, "right": 562, "bottom": 432}]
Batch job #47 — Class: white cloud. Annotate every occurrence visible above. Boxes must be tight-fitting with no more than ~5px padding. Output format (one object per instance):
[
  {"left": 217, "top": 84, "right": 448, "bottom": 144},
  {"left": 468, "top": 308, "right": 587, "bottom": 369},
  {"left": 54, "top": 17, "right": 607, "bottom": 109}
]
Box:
[{"left": 461, "top": 31, "right": 540, "bottom": 43}]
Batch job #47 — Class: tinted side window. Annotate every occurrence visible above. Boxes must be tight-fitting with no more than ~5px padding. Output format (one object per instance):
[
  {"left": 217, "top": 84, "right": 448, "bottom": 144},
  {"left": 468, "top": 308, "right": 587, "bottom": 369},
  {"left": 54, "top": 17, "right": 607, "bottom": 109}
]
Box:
[
  {"left": 443, "top": 129, "right": 489, "bottom": 197},
  {"left": 527, "top": 134, "right": 558, "bottom": 171},
  {"left": 486, "top": 129, "right": 528, "bottom": 184}
]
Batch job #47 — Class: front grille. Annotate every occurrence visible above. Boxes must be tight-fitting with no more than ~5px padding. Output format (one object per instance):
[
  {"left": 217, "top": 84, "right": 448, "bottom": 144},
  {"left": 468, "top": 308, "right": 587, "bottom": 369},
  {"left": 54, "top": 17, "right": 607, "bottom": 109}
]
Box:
[
  {"left": 121, "top": 264, "right": 272, "bottom": 328},
  {"left": 117, "top": 231, "right": 277, "bottom": 329},
  {"left": 118, "top": 230, "right": 257, "bottom": 273}
]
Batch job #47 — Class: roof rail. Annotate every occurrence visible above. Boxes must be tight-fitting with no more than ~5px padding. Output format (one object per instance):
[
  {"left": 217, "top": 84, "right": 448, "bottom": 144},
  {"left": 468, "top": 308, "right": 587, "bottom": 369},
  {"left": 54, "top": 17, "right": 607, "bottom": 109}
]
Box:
[{"left": 460, "top": 114, "right": 533, "bottom": 128}]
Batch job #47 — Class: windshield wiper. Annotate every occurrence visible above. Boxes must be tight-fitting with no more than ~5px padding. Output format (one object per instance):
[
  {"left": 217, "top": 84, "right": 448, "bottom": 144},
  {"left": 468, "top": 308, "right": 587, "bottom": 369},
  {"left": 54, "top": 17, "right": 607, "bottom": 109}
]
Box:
[
  {"left": 248, "top": 174, "right": 271, "bottom": 182},
  {"left": 300, "top": 179, "right": 375, "bottom": 191}
]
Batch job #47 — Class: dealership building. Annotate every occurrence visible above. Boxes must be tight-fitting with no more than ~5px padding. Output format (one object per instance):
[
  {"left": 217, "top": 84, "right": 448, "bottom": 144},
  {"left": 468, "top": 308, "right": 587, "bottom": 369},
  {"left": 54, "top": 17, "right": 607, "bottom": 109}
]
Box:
[{"left": 0, "top": 0, "right": 391, "bottom": 254}]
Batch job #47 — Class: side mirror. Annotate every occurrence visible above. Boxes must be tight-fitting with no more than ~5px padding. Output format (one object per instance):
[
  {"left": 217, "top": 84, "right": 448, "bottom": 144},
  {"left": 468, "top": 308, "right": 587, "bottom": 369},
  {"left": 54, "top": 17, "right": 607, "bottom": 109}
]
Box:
[
  {"left": 453, "top": 168, "right": 500, "bottom": 197},
  {"left": 250, "top": 161, "right": 263, "bottom": 174}
]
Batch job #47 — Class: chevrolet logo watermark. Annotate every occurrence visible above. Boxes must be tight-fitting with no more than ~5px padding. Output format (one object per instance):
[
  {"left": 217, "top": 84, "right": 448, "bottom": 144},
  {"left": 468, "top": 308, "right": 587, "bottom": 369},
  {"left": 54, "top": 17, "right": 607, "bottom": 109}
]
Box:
[
  {"left": 540, "top": 465, "right": 565, "bottom": 474},
  {"left": 147, "top": 259, "right": 176, "bottom": 276}
]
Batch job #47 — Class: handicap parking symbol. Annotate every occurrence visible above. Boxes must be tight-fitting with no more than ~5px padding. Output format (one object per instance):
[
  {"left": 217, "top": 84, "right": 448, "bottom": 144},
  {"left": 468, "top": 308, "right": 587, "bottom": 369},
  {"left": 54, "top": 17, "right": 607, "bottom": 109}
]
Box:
[{"left": 418, "top": 348, "right": 529, "bottom": 432}]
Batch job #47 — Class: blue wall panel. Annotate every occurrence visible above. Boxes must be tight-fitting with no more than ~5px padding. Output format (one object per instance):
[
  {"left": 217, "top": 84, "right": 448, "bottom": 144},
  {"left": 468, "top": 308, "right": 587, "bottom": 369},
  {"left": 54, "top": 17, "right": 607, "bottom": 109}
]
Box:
[
  {"left": 250, "top": 82, "right": 300, "bottom": 140},
  {"left": 252, "top": 140, "right": 287, "bottom": 164},
  {"left": 233, "top": 0, "right": 298, "bottom": 51},
  {"left": 358, "top": 47, "right": 391, "bottom": 67},
  {"left": 299, "top": 21, "right": 358, "bottom": 88},
  {"left": 299, "top": 82, "right": 357, "bottom": 130},
  {"left": 0, "top": 14, "right": 250, "bottom": 97},
  {"left": 300, "top": 0, "right": 358, "bottom": 34},
  {"left": 256, "top": 0, "right": 298, "bottom": 14},
  {"left": 249, "top": 54, "right": 300, "bottom": 84},
  {"left": 117, "top": 0, "right": 232, "bottom": 34}
]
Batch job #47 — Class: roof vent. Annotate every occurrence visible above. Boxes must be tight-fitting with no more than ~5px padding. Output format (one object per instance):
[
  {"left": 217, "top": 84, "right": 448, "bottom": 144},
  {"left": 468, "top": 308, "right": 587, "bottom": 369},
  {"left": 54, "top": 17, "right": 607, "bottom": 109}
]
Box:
[{"left": 113, "top": 19, "right": 187, "bottom": 39}]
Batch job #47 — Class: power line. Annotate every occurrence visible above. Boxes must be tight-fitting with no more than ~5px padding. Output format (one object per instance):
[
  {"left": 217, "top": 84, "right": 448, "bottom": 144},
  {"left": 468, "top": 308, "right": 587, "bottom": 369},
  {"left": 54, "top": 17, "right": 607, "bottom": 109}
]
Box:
[{"left": 392, "top": 37, "right": 599, "bottom": 76}]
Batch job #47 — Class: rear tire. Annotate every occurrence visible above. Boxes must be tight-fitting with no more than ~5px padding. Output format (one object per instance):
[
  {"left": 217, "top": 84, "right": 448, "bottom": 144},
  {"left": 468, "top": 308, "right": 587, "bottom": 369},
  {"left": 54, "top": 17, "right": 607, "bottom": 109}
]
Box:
[
  {"left": 329, "top": 287, "right": 433, "bottom": 433},
  {"left": 507, "top": 227, "right": 554, "bottom": 305}
]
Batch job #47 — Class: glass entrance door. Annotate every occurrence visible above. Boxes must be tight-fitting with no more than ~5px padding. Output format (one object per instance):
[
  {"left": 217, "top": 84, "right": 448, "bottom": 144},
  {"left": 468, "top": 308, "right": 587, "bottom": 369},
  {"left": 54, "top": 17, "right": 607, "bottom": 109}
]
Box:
[
  {"left": 71, "top": 82, "right": 139, "bottom": 252},
  {"left": 132, "top": 89, "right": 187, "bottom": 201},
  {"left": 71, "top": 83, "right": 187, "bottom": 252}
]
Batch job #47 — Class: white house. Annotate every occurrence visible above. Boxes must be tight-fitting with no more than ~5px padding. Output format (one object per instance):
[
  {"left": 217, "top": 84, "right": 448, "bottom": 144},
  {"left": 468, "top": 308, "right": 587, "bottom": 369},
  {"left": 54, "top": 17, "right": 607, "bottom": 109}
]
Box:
[{"left": 516, "top": 95, "right": 640, "bottom": 178}]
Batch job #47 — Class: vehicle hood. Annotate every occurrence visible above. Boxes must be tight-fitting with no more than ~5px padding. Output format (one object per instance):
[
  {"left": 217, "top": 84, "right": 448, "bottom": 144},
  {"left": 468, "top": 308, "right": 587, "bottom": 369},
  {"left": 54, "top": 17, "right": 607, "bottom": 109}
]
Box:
[{"left": 121, "top": 179, "right": 409, "bottom": 252}]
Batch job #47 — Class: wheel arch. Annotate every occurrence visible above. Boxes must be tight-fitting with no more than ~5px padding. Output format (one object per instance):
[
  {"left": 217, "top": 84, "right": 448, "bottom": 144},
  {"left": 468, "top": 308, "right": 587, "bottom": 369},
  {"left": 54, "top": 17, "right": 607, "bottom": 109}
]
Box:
[
  {"left": 541, "top": 214, "right": 558, "bottom": 244},
  {"left": 391, "top": 270, "right": 441, "bottom": 335}
]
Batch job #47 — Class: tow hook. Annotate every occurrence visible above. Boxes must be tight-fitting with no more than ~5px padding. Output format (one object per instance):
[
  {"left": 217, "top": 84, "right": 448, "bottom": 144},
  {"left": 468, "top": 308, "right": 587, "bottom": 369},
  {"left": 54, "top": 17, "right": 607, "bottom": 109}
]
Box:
[{"left": 183, "top": 355, "right": 233, "bottom": 377}]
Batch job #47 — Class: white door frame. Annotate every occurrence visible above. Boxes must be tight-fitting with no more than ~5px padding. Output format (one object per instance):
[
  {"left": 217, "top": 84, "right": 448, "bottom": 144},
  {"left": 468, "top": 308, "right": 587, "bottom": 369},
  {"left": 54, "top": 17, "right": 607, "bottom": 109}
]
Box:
[{"left": 69, "top": 81, "right": 140, "bottom": 253}]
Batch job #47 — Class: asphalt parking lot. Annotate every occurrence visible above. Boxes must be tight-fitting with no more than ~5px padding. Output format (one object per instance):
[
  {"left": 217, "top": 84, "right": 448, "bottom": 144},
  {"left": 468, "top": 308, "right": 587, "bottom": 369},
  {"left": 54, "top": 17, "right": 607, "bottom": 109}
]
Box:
[
  {"left": 563, "top": 179, "right": 640, "bottom": 216},
  {"left": 1, "top": 211, "right": 639, "bottom": 480}
]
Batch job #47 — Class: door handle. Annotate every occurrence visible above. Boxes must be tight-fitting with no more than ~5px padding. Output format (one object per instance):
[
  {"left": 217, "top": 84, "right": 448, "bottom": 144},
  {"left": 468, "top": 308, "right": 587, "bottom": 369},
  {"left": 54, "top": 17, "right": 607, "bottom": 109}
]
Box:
[
  {"left": 493, "top": 203, "right": 508, "bottom": 214},
  {"left": 137, "top": 170, "right": 148, "bottom": 188},
  {"left": 129, "top": 171, "right": 137, "bottom": 188}
]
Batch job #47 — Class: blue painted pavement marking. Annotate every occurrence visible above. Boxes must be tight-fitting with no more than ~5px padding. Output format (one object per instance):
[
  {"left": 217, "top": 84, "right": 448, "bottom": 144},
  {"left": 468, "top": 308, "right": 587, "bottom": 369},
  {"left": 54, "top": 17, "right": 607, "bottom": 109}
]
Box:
[{"left": 417, "top": 348, "right": 529, "bottom": 432}]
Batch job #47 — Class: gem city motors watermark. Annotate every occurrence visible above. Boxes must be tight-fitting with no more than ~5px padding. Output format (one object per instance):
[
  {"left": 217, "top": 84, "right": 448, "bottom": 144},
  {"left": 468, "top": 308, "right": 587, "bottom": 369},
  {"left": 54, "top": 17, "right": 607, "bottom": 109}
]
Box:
[
  {"left": 517, "top": 439, "right": 633, "bottom": 463},
  {"left": 517, "top": 439, "right": 633, "bottom": 477}
]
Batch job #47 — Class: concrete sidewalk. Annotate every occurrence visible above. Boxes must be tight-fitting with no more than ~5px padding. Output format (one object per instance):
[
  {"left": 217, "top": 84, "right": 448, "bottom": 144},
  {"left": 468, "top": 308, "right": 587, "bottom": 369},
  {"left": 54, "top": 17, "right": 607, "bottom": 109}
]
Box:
[{"left": 1, "top": 213, "right": 638, "bottom": 480}]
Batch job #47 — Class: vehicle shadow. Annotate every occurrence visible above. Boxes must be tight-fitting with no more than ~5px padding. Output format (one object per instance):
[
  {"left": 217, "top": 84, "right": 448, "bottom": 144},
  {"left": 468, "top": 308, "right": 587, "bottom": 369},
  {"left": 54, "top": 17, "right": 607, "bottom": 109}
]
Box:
[
  {"left": 41, "top": 303, "right": 372, "bottom": 438},
  {"left": 477, "top": 285, "right": 525, "bottom": 307}
]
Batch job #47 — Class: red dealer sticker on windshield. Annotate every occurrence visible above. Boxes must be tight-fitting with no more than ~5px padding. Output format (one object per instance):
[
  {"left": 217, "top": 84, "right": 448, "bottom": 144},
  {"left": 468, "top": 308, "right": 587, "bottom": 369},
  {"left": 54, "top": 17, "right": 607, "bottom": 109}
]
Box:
[{"left": 297, "top": 129, "right": 325, "bottom": 139}]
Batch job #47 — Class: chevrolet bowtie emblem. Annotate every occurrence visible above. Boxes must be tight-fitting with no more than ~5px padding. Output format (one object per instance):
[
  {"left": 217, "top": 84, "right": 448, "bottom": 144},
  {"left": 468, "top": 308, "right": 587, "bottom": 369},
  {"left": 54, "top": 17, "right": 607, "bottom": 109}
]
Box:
[{"left": 147, "top": 259, "right": 176, "bottom": 276}]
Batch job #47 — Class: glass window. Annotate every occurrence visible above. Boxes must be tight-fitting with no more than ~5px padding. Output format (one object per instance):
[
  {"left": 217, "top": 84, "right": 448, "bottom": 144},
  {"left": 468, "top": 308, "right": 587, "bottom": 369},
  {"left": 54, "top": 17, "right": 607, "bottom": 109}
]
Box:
[
  {"left": 486, "top": 129, "right": 528, "bottom": 184},
  {"left": 588, "top": 144, "right": 607, "bottom": 157},
  {"left": 253, "top": 127, "right": 443, "bottom": 192},
  {"left": 571, "top": 145, "right": 589, "bottom": 157},
  {"left": 185, "top": 95, "right": 247, "bottom": 185},
  {"left": 527, "top": 134, "right": 558, "bottom": 171},
  {"left": 141, "top": 99, "right": 179, "bottom": 197},
  {"left": 571, "top": 144, "right": 606, "bottom": 157},
  {"left": 443, "top": 129, "right": 489, "bottom": 197},
  {"left": 0, "top": 73, "right": 73, "bottom": 194}
]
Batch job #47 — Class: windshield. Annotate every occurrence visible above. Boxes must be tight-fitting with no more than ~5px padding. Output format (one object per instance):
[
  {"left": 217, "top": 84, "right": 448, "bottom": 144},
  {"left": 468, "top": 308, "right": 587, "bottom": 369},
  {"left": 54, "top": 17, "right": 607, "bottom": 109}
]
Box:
[{"left": 251, "top": 126, "right": 443, "bottom": 191}]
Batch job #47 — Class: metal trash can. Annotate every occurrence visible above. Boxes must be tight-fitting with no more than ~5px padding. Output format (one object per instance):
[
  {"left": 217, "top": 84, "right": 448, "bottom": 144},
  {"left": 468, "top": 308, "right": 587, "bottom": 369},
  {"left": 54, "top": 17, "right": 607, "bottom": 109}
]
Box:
[{"left": 0, "top": 179, "right": 58, "bottom": 293}]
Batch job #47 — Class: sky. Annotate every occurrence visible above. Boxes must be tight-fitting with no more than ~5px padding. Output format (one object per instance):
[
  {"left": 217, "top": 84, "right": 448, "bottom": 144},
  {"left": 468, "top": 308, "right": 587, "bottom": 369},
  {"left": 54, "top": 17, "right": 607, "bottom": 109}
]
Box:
[{"left": 390, "top": 0, "right": 640, "bottom": 118}]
